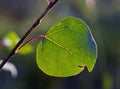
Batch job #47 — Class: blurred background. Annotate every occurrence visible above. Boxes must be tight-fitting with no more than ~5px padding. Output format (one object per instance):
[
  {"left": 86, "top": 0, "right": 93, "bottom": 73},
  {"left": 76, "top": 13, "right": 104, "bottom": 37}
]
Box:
[{"left": 0, "top": 0, "right": 120, "bottom": 89}]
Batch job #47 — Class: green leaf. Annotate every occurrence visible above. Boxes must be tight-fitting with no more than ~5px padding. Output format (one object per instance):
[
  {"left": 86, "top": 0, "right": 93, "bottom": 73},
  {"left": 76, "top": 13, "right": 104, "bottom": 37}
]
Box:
[
  {"left": 3, "top": 31, "right": 20, "bottom": 50},
  {"left": 3, "top": 31, "right": 34, "bottom": 55},
  {"left": 37, "top": 17, "right": 97, "bottom": 77},
  {"left": 17, "top": 44, "right": 34, "bottom": 55}
]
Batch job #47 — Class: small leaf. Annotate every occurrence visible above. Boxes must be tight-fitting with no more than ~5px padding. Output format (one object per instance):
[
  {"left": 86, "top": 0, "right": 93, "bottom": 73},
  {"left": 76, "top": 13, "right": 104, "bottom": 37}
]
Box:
[
  {"left": 18, "top": 45, "right": 34, "bottom": 55},
  {"left": 3, "top": 31, "right": 20, "bottom": 50},
  {"left": 3, "top": 31, "right": 34, "bottom": 55},
  {"left": 37, "top": 17, "right": 97, "bottom": 77}
]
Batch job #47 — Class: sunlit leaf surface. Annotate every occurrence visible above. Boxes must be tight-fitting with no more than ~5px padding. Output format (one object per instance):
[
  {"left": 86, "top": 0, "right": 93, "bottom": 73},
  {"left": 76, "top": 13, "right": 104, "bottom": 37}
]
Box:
[{"left": 37, "top": 17, "right": 97, "bottom": 77}]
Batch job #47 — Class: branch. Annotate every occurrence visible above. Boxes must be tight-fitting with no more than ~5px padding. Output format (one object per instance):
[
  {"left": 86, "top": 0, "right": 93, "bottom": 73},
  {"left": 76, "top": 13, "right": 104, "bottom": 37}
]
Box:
[
  {"left": 46, "top": 0, "right": 50, "bottom": 5},
  {"left": 0, "top": 0, "right": 59, "bottom": 70}
]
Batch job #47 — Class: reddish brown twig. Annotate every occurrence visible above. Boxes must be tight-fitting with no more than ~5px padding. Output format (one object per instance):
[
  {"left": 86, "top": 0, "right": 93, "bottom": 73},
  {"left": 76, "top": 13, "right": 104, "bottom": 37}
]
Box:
[
  {"left": 0, "top": 0, "right": 59, "bottom": 70},
  {"left": 46, "top": 0, "right": 50, "bottom": 4}
]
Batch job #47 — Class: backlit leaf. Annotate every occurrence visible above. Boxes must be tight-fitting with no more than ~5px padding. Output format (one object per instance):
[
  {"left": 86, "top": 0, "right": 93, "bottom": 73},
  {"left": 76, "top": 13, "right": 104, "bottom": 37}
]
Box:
[{"left": 37, "top": 17, "right": 97, "bottom": 77}]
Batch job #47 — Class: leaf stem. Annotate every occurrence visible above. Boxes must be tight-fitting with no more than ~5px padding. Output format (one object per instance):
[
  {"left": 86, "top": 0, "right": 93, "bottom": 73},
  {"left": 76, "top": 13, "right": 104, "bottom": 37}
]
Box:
[
  {"left": 15, "top": 35, "right": 45, "bottom": 53},
  {"left": 0, "top": 0, "right": 59, "bottom": 70}
]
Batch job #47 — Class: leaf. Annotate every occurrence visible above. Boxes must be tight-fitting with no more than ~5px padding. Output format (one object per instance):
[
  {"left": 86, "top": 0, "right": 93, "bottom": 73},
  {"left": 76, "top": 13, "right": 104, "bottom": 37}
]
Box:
[
  {"left": 3, "top": 31, "right": 34, "bottom": 55},
  {"left": 3, "top": 31, "right": 20, "bottom": 50},
  {"left": 17, "top": 44, "right": 34, "bottom": 55},
  {"left": 37, "top": 17, "right": 97, "bottom": 77}
]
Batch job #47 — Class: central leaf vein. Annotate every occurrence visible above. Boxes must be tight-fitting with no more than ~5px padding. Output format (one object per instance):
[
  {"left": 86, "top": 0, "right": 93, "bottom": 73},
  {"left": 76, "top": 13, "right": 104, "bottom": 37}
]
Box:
[{"left": 45, "top": 36, "right": 83, "bottom": 62}]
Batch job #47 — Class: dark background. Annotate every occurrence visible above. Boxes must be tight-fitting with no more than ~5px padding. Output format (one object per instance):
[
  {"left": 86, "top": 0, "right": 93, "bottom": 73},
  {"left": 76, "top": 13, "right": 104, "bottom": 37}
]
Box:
[{"left": 0, "top": 0, "right": 120, "bottom": 89}]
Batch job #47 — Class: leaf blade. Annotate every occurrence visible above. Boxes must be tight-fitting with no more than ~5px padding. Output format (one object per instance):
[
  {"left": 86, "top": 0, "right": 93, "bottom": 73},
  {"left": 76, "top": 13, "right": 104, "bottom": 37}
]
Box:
[{"left": 37, "top": 16, "right": 97, "bottom": 77}]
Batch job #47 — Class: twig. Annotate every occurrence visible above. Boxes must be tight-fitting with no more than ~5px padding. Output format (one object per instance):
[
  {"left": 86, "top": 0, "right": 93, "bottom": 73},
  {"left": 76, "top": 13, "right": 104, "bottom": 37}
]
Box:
[
  {"left": 0, "top": 0, "right": 59, "bottom": 70},
  {"left": 46, "top": 0, "right": 50, "bottom": 5}
]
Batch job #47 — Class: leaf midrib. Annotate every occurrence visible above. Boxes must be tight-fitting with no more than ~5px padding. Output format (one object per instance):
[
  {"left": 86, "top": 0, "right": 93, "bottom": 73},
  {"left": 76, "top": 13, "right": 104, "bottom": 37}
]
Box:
[{"left": 45, "top": 36, "right": 84, "bottom": 65}]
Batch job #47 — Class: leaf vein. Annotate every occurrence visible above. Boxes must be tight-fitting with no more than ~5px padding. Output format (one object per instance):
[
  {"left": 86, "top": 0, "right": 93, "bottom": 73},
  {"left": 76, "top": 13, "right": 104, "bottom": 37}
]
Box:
[{"left": 45, "top": 36, "right": 82, "bottom": 60}]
